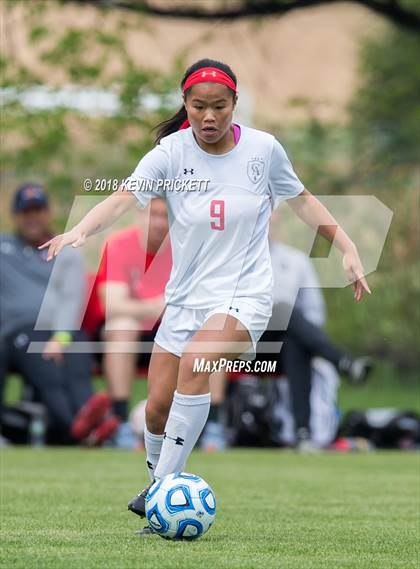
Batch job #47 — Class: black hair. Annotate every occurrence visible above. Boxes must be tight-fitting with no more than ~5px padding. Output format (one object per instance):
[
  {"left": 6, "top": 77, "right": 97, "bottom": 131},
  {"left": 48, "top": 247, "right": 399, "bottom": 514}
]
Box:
[{"left": 153, "top": 58, "right": 237, "bottom": 145}]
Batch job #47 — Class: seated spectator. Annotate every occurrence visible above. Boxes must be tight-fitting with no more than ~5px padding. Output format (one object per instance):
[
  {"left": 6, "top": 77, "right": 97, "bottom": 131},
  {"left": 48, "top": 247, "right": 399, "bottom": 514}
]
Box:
[
  {"left": 91, "top": 198, "right": 171, "bottom": 448},
  {"left": 257, "top": 236, "right": 373, "bottom": 452},
  {"left": 200, "top": 227, "right": 373, "bottom": 452},
  {"left": 0, "top": 183, "right": 93, "bottom": 444}
]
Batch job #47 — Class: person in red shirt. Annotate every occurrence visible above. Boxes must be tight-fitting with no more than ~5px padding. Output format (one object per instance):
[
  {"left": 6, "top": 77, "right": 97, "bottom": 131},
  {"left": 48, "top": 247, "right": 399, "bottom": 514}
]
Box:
[{"left": 80, "top": 198, "right": 171, "bottom": 448}]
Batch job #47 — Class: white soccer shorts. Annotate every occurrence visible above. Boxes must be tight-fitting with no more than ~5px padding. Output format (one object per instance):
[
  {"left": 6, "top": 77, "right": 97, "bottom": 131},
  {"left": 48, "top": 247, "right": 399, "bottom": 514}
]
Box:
[{"left": 154, "top": 299, "right": 272, "bottom": 361}]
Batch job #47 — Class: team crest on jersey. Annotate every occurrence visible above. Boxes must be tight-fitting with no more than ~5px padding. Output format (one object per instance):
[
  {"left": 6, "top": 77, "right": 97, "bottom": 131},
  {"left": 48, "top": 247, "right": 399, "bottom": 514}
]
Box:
[{"left": 247, "top": 158, "right": 265, "bottom": 184}]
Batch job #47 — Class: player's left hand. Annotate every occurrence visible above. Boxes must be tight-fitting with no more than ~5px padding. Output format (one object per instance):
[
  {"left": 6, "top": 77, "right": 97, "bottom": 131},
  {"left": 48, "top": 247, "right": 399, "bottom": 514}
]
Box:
[{"left": 342, "top": 249, "right": 371, "bottom": 302}]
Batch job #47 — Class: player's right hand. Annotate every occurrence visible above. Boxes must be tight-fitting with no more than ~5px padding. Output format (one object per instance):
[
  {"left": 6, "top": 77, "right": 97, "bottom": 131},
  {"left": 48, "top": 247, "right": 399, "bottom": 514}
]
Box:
[{"left": 39, "top": 228, "right": 86, "bottom": 261}]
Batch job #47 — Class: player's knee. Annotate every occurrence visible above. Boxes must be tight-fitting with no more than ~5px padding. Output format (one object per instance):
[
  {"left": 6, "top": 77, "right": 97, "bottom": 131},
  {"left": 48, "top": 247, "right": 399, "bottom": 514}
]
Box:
[{"left": 145, "top": 398, "right": 170, "bottom": 432}]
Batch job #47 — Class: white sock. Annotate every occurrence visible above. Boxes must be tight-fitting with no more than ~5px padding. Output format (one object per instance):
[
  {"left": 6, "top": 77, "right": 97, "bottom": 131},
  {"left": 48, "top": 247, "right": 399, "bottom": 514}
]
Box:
[
  {"left": 154, "top": 391, "right": 211, "bottom": 479},
  {"left": 144, "top": 426, "right": 164, "bottom": 481}
]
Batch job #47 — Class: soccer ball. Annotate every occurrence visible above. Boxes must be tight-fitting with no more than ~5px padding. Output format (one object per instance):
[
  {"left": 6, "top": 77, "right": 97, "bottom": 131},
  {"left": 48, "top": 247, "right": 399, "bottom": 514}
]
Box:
[{"left": 145, "top": 472, "right": 216, "bottom": 540}]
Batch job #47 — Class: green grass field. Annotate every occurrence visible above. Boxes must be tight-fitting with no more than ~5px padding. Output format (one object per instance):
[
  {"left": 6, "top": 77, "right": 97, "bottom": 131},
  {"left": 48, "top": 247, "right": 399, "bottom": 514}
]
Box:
[
  {"left": 2, "top": 362, "right": 419, "bottom": 568},
  {"left": 1, "top": 449, "right": 419, "bottom": 569}
]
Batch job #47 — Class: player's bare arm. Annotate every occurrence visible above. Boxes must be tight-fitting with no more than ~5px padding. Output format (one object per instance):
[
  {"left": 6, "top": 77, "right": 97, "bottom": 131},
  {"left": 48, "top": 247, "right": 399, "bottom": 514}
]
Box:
[
  {"left": 39, "top": 186, "right": 137, "bottom": 260},
  {"left": 288, "top": 188, "right": 371, "bottom": 302}
]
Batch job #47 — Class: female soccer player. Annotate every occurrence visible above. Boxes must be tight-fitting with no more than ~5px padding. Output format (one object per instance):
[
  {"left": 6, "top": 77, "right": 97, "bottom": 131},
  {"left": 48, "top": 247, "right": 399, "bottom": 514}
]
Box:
[{"left": 41, "top": 58, "right": 370, "bottom": 531}]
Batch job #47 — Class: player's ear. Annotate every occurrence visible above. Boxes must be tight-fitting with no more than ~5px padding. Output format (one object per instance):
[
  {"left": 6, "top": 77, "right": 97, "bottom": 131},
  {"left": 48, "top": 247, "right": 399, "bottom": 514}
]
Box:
[{"left": 233, "top": 94, "right": 238, "bottom": 108}]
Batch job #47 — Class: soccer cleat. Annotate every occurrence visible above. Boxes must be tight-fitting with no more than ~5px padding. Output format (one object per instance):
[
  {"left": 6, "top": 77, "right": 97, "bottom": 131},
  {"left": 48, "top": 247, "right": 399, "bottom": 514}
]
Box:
[
  {"left": 296, "top": 438, "right": 320, "bottom": 454},
  {"left": 0, "top": 434, "right": 10, "bottom": 448},
  {"left": 134, "top": 526, "right": 157, "bottom": 537},
  {"left": 127, "top": 481, "right": 154, "bottom": 518},
  {"left": 296, "top": 427, "right": 320, "bottom": 454},
  {"left": 200, "top": 421, "right": 227, "bottom": 452},
  {"left": 84, "top": 415, "right": 121, "bottom": 447},
  {"left": 339, "top": 356, "right": 374, "bottom": 385},
  {"left": 71, "top": 392, "right": 111, "bottom": 440},
  {"left": 112, "top": 422, "right": 138, "bottom": 449}
]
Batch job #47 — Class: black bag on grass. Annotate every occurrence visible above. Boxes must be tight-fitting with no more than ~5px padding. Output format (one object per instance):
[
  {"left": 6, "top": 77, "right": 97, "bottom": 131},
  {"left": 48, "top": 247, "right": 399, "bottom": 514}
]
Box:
[
  {"left": 338, "top": 408, "right": 420, "bottom": 449},
  {"left": 1, "top": 401, "right": 47, "bottom": 446},
  {"left": 225, "top": 376, "right": 284, "bottom": 447}
]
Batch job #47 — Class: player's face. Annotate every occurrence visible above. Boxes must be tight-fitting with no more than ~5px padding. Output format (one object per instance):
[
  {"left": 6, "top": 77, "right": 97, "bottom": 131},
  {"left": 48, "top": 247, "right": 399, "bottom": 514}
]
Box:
[
  {"left": 14, "top": 206, "right": 51, "bottom": 244},
  {"left": 185, "top": 83, "right": 236, "bottom": 147}
]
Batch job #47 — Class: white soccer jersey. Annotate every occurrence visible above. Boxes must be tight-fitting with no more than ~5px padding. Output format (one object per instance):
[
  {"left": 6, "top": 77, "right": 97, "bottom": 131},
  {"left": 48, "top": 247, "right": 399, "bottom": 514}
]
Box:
[{"left": 125, "top": 125, "right": 304, "bottom": 311}]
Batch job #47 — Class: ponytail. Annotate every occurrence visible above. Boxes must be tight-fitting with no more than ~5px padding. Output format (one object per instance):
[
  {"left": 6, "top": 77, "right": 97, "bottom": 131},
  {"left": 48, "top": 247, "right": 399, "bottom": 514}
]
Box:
[
  {"left": 153, "top": 106, "right": 187, "bottom": 145},
  {"left": 153, "top": 58, "right": 237, "bottom": 145}
]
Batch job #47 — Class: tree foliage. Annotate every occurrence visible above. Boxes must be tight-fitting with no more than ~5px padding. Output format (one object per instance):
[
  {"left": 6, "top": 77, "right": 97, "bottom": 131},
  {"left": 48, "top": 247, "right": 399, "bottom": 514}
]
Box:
[
  {"left": 350, "top": 28, "right": 420, "bottom": 168},
  {"left": 0, "top": 1, "right": 184, "bottom": 218},
  {"left": 277, "top": 28, "right": 420, "bottom": 365},
  {"left": 67, "top": 0, "right": 420, "bottom": 32}
]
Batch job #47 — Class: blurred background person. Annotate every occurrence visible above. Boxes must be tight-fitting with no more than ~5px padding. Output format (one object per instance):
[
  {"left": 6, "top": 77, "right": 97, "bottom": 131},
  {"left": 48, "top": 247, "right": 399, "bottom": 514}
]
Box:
[
  {"left": 0, "top": 183, "right": 93, "bottom": 444},
  {"left": 201, "top": 219, "right": 373, "bottom": 452},
  {"left": 75, "top": 198, "right": 171, "bottom": 448},
  {"left": 260, "top": 227, "right": 373, "bottom": 452}
]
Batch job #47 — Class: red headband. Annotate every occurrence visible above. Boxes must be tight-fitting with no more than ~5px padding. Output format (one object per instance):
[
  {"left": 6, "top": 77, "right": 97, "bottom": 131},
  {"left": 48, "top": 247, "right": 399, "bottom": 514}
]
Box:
[
  {"left": 179, "top": 67, "right": 236, "bottom": 130},
  {"left": 182, "top": 67, "right": 236, "bottom": 94}
]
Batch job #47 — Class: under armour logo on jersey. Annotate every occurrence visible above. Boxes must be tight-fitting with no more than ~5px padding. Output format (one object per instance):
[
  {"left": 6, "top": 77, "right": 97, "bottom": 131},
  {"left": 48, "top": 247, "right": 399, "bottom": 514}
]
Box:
[
  {"left": 184, "top": 168, "right": 194, "bottom": 175},
  {"left": 164, "top": 432, "right": 185, "bottom": 446},
  {"left": 201, "top": 71, "right": 217, "bottom": 77},
  {"left": 229, "top": 306, "right": 239, "bottom": 313}
]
